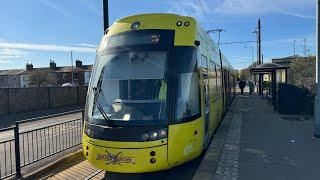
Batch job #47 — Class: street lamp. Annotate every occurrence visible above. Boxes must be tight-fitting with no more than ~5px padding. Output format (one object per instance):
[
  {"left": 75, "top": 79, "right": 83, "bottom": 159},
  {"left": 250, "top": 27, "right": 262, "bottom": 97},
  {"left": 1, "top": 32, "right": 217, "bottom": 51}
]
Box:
[
  {"left": 252, "top": 30, "right": 258, "bottom": 63},
  {"left": 245, "top": 46, "right": 255, "bottom": 83},
  {"left": 244, "top": 46, "right": 254, "bottom": 66},
  {"left": 207, "top": 29, "right": 225, "bottom": 48},
  {"left": 252, "top": 29, "right": 261, "bottom": 94}
]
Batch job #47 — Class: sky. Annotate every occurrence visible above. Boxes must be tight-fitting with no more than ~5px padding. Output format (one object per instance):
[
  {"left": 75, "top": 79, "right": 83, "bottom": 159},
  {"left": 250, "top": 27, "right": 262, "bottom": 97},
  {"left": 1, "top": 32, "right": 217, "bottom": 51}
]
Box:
[{"left": 0, "top": 0, "right": 316, "bottom": 70}]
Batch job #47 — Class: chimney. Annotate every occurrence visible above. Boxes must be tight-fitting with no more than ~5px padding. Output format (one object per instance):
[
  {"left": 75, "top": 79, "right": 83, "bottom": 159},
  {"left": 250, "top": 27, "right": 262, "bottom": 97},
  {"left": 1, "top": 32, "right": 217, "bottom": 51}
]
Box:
[
  {"left": 49, "top": 59, "right": 56, "bottom": 69},
  {"left": 75, "top": 60, "right": 82, "bottom": 68},
  {"left": 26, "top": 63, "right": 33, "bottom": 71}
]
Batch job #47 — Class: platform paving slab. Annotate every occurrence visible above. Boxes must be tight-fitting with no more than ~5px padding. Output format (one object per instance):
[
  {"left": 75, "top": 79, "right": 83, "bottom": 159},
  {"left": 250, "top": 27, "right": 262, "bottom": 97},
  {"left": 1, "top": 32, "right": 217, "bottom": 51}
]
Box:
[
  {"left": 238, "top": 94, "right": 320, "bottom": 180},
  {"left": 195, "top": 93, "right": 320, "bottom": 180}
]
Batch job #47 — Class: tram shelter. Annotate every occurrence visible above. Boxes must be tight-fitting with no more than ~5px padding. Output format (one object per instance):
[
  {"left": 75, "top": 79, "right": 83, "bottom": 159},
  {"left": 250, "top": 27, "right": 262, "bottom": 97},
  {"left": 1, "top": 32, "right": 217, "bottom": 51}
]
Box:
[{"left": 250, "top": 63, "right": 289, "bottom": 111}]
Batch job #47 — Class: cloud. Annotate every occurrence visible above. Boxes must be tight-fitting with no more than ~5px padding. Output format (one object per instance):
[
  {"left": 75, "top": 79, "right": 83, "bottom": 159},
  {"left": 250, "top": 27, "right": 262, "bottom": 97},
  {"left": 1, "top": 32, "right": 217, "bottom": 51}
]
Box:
[
  {"left": 0, "top": 40, "right": 97, "bottom": 65},
  {"left": 263, "top": 34, "right": 316, "bottom": 48},
  {"left": 0, "top": 59, "right": 13, "bottom": 64},
  {"left": 167, "top": 1, "right": 210, "bottom": 20},
  {"left": 0, "top": 48, "right": 28, "bottom": 55},
  {"left": 0, "top": 42, "right": 97, "bottom": 53},
  {"left": 76, "top": 43, "right": 99, "bottom": 48},
  {"left": 169, "top": 0, "right": 315, "bottom": 20},
  {"left": 79, "top": 0, "right": 101, "bottom": 16},
  {"left": 39, "top": 0, "right": 69, "bottom": 16},
  {"left": 279, "top": 10, "right": 316, "bottom": 20},
  {"left": 0, "top": 49, "right": 29, "bottom": 64},
  {"left": 0, "top": 49, "right": 29, "bottom": 58}
]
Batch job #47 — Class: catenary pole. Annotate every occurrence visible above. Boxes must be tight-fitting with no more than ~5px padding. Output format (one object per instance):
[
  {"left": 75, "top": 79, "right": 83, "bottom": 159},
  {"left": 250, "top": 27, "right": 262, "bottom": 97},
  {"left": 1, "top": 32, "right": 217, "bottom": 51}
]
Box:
[
  {"left": 207, "top": 29, "right": 225, "bottom": 48},
  {"left": 103, "top": 0, "right": 109, "bottom": 31},
  {"left": 258, "top": 19, "right": 263, "bottom": 96},
  {"left": 315, "top": 0, "right": 320, "bottom": 138}
]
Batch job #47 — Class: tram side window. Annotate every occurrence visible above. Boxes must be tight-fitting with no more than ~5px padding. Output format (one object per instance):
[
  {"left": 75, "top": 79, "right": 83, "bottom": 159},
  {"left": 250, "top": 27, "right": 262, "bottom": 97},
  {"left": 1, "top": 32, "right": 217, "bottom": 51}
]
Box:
[
  {"left": 216, "top": 65, "right": 222, "bottom": 97},
  {"left": 214, "top": 65, "right": 218, "bottom": 97},
  {"left": 175, "top": 47, "right": 200, "bottom": 122},
  {"left": 200, "top": 55, "right": 209, "bottom": 108},
  {"left": 208, "top": 62, "right": 218, "bottom": 101}
]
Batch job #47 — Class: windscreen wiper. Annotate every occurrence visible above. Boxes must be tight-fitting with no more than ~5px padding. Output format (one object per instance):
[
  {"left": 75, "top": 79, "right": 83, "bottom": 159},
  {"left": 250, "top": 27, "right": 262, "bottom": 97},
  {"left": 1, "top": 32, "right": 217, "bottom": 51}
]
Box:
[
  {"left": 96, "top": 102, "right": 111, "bottom": 121},
  {"left": 93, "top": 84, "right": 112, "bottom": 123}
]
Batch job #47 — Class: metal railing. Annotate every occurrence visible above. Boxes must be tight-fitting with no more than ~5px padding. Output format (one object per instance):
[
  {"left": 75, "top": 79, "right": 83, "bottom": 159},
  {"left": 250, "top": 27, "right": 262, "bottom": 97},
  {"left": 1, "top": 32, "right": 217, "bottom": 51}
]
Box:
[
  {"left": 0, "top": 127, "right": 16, "bottom": 179},
  {"left": 0, "top": 109, "right": 84, "bottom": 179}
]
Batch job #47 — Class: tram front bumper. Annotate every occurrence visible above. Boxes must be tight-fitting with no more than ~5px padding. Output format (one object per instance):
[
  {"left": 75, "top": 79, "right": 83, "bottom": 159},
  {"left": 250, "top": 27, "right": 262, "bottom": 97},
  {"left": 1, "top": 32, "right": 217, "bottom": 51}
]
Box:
[{"left": 83, "top": 136, "right": 170, "bottom": 173}]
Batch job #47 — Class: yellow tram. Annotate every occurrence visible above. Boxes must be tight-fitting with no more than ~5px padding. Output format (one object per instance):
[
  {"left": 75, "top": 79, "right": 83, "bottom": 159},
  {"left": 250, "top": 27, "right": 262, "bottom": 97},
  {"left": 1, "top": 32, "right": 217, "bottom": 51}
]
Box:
[{"left": 83, "top": 13, "right": 236, "bottom": 173}]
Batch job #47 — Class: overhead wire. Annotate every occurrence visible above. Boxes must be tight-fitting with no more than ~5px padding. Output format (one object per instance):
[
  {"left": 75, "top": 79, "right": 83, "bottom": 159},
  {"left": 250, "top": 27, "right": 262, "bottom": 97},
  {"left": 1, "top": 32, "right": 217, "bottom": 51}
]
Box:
[
  {"left": 220, "top": 41, "right": 258, "bottom": 45},
  {"left": 193, "top": 0, "right": 257, "bottom": 49},
  {"left": 194, "top": 0, "right": 216, "bottom": 30}
]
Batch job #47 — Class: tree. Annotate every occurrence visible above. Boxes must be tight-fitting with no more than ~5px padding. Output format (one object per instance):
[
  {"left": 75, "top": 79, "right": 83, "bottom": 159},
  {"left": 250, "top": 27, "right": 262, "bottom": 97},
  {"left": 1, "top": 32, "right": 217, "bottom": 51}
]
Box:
[
  {"left": 28, "top": 69, "right": 56, "bottom": 87},
  {"left": 288, "top": 56, "right": 316, "bottom": 93},
  {"left": 239, "top": 68, "right": 251, "bottom": 81}
]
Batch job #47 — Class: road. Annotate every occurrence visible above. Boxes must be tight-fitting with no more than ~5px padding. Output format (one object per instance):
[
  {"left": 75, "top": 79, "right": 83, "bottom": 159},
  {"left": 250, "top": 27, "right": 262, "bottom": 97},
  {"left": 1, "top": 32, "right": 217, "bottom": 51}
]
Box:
[{"left": 0, "top": 112, "right": 83, "bottom": 179}]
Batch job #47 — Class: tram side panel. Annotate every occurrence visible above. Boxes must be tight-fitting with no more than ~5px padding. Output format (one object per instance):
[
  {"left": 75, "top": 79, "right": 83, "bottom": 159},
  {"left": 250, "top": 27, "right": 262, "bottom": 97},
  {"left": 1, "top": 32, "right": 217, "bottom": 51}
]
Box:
[{"left": 167, "top": 118, "right": 204, "bottom": 167}]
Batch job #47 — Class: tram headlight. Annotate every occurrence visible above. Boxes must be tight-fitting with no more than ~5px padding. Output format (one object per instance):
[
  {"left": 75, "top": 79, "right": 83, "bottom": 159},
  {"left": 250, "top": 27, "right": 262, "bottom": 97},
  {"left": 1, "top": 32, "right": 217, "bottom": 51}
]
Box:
[
  {"left": 141, "top": 133, "right": 150, "bottom": 141},
  {"left": 143, "top": 128, "right": 167, "bottom": 141},
  {"left": 151, "top": 132, "right": 158, "bottom": 139},
  {"left": 84, "top": 125, "right": 94, "bottom": 137}
]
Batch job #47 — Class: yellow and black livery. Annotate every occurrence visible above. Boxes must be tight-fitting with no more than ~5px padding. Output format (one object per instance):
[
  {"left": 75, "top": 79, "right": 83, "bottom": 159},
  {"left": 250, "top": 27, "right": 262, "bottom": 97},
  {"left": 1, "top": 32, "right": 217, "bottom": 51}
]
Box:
[{"left": 83, "top": 13, "right": 236, "bottom": 173}]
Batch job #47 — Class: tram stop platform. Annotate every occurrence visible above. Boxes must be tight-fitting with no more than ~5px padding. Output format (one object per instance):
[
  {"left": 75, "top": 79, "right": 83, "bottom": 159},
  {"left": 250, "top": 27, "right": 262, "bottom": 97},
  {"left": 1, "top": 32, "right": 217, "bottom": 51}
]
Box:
[{"left": 27, "top": 93, "right": 320, "bottom": 180}]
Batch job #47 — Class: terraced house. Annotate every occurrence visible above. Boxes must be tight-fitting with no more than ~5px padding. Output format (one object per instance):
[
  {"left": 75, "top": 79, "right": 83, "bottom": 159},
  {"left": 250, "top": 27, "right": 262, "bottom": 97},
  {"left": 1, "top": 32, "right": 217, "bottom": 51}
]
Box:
[{"left": 0, "top": 60, "right": 92, "bottom": 88}]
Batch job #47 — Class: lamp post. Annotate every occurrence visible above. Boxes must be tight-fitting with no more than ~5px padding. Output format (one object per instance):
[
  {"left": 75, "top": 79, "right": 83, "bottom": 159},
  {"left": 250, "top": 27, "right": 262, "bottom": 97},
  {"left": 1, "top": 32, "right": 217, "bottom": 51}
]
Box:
[
  {"left": 244, "top": 46, "right": 254, "bottom": 66},
  {"left": 245, "top": 46, "right": 255, "bottom": 84},
  {"left": 252, "top": 19, "right": 262, "bottom": 96},
  {"left": 252, "top": 30, "right": 258, "bottom": 62},
  {"left": 252, "top": 29, "right": 261, "bottom": 94}
]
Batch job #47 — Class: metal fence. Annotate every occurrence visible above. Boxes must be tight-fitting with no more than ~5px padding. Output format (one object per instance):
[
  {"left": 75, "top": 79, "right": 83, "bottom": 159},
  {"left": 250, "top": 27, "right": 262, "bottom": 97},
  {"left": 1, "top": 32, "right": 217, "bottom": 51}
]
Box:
[
  {"left": 0, "top": 127, "right": 16, "bottom": 179},
  {"left": 0, "top": 110, "right": 84, "bottom": 179}
]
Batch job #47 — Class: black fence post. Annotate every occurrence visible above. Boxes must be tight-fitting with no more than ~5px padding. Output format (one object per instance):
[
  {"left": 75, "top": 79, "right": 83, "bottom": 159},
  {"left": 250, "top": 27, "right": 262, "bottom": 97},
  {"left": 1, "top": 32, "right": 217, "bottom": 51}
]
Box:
[{"left": 14, "top": 122, "right": 21, "bottom": 178}]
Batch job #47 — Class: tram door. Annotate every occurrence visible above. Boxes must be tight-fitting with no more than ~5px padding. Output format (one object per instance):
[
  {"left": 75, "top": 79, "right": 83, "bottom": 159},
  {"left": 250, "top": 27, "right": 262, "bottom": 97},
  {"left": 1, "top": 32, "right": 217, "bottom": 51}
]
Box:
[{"left": 200, "top": 55, "right": 210, "bottom": 145}]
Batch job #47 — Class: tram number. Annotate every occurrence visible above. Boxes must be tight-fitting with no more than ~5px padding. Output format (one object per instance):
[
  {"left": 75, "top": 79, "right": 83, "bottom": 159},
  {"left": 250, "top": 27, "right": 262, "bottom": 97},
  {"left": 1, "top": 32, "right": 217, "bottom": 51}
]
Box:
[{"left": 183, "top": 144, "right": 193, "bottom": 156}]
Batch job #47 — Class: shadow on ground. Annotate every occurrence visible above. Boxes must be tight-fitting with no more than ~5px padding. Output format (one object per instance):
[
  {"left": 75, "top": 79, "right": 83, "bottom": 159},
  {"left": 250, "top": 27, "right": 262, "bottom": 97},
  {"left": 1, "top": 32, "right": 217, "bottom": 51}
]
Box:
[{"left": 105, "top": 153, "right": 204, "bottom": 180}]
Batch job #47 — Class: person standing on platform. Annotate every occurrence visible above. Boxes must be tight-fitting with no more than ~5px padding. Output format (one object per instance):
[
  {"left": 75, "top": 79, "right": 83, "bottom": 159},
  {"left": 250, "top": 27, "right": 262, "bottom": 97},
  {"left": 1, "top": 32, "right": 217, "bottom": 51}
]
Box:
[
  {"left": 239, "top": 80, "right": 246, "bottom": 95},
  {"left": 248, "top": 81, "right": 255, "bottom": 95}
]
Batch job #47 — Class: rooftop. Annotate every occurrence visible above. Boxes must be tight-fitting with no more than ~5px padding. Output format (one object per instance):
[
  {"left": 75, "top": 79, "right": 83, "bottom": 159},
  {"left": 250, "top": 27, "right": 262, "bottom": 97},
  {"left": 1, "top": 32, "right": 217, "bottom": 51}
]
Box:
[
  {"left": 251, "top": 63, "right": 288, "bottom": 74},
  {"left": 0, "top": 64, "right": 93, "bottom": 76}
]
